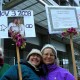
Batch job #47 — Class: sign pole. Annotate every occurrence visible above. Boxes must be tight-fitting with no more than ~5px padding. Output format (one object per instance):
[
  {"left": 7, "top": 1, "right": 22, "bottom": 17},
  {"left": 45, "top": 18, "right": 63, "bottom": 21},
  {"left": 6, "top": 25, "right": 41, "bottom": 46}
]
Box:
[
  {"left": 70, "top": 34, "right": 77, "bottom": 80},
  {"left": 16, "top": 46, "right": 22, "bottom": 80}
]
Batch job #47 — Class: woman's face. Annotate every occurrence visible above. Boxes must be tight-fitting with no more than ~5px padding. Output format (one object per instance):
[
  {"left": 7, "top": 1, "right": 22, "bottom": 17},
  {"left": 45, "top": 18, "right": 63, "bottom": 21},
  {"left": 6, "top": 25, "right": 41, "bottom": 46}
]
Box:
[
  {"left": 42, "top": 48, "right": 55, "bottom": 65},
  {"left": 14, "top": 19, "right": 18, "bottom": 24},
  {"left": 29, "top": 53, "right": 41, "bottom": 67},
  {"left": 17, "top": 19, "right": 21, "bottom": 24}
]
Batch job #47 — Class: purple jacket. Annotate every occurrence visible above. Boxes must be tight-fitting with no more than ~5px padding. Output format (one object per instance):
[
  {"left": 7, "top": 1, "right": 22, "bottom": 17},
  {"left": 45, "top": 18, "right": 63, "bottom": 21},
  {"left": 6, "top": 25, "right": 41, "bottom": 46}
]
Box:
[{"left": 40, "top": 64, "right": 75, "bottom": 80}]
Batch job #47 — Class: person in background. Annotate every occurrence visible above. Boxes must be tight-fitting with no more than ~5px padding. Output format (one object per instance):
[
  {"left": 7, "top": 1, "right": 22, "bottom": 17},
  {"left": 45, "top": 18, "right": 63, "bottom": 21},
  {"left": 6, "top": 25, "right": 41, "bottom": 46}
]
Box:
[
  {"left": 1, "top": 49, "right": 42, "bottom": 80},
  {"left": 40, "top": 44, "right": 75, "bottom": 80},
  {"left": 0, "top": 47, "right": 10, "bottom": 78}
]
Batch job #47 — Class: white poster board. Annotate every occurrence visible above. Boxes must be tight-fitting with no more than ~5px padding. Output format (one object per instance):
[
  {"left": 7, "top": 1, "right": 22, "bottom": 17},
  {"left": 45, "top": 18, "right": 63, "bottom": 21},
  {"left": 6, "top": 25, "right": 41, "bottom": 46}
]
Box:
[
  {"left": 76, "top": 7, "right": 80, "bottom": 28},
  {"left": 0, "top": 0, "right": 2, "bottom": 10},
  {"left": 46, "top": 6, "right": 79, "bottom": 34},
  {"left": 0, "top": 10, "right": 36, "bottom": 38}
]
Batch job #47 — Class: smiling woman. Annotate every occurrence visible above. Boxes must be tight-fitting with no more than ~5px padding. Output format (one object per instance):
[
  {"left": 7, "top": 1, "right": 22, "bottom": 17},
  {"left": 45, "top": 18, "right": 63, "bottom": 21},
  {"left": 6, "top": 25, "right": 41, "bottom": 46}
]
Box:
[
  {"left": 1, "top": 49, "right": 42, "bottom": 80},
  {"left": 40, "top": 44, "right": 75, "bottom": 80},
  {"left": 27, "top": 49, "right": 42, "bottom": 67}
]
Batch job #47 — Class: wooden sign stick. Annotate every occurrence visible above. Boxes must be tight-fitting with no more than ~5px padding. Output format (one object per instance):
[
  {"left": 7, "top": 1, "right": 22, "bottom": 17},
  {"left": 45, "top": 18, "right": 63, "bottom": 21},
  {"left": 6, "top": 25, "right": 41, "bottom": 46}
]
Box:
[
  {"left": 70, "top": 34, "right": 77, "bottom": 80},
  {"left": 16, "top": 46, "right": 22, "bottom": 80}
]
